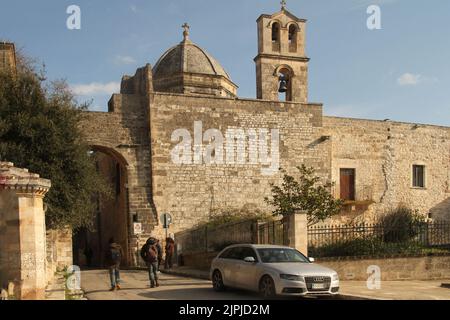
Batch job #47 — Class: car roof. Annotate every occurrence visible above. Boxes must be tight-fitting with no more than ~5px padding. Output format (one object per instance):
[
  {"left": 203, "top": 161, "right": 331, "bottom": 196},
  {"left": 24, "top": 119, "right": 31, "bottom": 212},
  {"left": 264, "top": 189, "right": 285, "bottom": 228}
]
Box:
[{"left": 224, "top": 244, "right": 293, "bottom": 250}]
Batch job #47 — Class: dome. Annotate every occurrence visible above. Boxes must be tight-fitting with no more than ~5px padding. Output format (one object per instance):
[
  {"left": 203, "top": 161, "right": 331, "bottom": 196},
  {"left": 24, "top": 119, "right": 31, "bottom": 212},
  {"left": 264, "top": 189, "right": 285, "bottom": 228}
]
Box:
[
  {"left": 153, "top": 41, "right": 231, "bottom": 80},
  {"left": 152, "top": 27, "right": 238, "bottom": 98}
]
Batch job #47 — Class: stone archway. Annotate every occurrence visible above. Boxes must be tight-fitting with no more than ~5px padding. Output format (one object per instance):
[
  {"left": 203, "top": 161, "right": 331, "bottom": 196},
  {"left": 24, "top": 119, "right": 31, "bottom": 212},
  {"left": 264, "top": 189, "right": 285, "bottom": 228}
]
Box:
[
  {"left": 73, "top": 146, "right": 131, "bottom": 267},
  {"left": 77, "top": 108, "right": 158, "bottom": 267}
]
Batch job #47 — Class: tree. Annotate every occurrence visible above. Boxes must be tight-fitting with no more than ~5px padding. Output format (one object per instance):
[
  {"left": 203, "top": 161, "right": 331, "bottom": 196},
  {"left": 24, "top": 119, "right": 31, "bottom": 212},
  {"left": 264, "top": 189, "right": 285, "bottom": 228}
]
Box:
[
  {"left": 0, "top": 54, "right": 110, "bottom": 230},
  {"left": 265, "top": 165, "right": 344, "bottom": 226}
]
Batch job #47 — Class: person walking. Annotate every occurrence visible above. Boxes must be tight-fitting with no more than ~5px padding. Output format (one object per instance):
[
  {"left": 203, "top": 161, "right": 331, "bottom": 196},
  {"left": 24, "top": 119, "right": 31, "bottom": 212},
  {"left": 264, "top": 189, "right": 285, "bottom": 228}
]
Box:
[
  {"left": 140, "top": 237, "right": 159, "bottom": 288},
  {"left": 156, "top": 239, "right": 163, "bottom": 272},
  {"left": 165, "top": 237, "right": 175, "bottom": 270},
  {"left": 105, "top": 238, "right": 123, "bottom": 291}
]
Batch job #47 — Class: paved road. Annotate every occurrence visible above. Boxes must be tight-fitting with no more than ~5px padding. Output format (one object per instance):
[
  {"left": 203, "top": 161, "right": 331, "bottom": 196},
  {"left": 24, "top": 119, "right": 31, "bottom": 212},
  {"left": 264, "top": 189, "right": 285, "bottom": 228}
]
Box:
[{"left": 81, "top": 269, "right": 351, "bottom": 300}]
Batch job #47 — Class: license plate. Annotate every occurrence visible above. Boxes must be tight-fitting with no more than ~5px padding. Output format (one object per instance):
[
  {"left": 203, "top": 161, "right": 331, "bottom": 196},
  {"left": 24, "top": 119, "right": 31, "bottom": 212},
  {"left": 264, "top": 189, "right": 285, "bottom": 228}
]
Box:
[{"left": 312, "top": 283, "right": 325, "bottom": 289}]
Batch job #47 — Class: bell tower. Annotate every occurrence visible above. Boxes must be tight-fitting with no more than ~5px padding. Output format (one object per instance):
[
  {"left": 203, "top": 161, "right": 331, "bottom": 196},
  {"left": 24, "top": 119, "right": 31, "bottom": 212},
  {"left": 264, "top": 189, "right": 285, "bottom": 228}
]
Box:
[
  {"left": 255, "top": 1, "right": 309, "bottom": 102},
  {"left": 0, "top": 42, "right": 17, "bottom": 73}
]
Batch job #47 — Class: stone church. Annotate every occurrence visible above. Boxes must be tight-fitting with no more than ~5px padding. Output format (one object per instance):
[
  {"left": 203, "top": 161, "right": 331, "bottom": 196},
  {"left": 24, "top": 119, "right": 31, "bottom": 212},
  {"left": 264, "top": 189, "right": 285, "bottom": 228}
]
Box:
[{"left": 2, "top": 5, "right": 449, "bottom": 267}]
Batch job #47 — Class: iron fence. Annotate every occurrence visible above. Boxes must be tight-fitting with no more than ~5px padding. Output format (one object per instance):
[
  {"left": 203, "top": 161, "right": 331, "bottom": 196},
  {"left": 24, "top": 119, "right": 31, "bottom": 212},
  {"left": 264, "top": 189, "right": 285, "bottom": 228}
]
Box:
[
  {"left": 308, "top": 221, "right": 450, "bottom": 258},
  {"left": 257, "top": 220, "right": 287, "bottom": 246}
]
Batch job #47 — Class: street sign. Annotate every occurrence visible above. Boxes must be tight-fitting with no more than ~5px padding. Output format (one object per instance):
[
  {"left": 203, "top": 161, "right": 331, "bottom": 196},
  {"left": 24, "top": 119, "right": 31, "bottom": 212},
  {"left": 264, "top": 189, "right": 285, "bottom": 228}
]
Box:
[
  {"left": 133, "top": 222, "right": 143, "bottom": 235},
  {"left": 160, "top": 213, "right": 173, "bottom": 229}
]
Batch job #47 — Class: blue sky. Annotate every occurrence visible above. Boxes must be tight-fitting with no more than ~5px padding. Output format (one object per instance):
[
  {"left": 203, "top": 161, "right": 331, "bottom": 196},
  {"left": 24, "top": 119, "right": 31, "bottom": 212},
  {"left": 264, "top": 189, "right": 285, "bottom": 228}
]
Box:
[{"left": 1, "top": 0, "right": 449, "bottom": 126}]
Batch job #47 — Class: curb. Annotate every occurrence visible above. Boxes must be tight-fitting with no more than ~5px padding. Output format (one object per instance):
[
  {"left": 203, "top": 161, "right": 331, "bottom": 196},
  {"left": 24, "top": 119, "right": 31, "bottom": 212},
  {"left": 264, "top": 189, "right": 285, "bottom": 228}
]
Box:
[{"left": 161, "top": 269, "right": 210, "bottom": 281}]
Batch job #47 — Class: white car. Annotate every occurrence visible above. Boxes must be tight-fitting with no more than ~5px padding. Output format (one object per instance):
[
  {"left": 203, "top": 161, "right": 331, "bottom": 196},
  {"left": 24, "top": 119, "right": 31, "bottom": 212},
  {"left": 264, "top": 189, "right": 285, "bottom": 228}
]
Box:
[{"left": 210, "top": 244, "right": 340, "bottom": 298}]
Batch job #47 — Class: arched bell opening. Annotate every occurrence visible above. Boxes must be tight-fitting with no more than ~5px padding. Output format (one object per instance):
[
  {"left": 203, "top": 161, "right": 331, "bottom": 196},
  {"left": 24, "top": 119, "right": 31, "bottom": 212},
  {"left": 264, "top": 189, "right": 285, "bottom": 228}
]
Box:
[
  {"left": 277, "top": 67, "right": 293, "bottom": 102},
  {"left": 288, "top": 24, "right": 298, "bottom": 53},
  {"left": 271, "top": 22, "right": 281, "bottom": 52}
]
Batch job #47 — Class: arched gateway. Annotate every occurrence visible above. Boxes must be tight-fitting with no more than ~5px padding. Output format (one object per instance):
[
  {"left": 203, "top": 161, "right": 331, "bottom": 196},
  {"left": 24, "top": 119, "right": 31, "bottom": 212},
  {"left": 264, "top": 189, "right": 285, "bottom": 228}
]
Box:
[{"left": 77, "top": 74, "right": 157, "bottom": 266}]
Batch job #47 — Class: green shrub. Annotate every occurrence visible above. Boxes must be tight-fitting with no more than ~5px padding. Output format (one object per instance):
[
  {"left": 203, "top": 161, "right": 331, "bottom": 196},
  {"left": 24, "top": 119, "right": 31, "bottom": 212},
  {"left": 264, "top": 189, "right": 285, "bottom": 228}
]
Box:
[{"left": 378, "top": 206, "right": 426, "bottom": 243}]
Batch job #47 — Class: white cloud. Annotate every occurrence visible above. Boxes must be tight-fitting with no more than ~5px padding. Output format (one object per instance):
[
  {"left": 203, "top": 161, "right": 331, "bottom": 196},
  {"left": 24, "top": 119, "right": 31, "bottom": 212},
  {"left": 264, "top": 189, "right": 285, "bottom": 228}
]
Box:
[
  {"left": 113, "top": 55, "right": 137, "bottom": 65},
  {"left": 71, "top": 82, "right": 120, "bottom": 96},
  {"left": 397, "top": 73, "right": 421, "bottom": 86},
  {"left": 130, "top": 5, "right": 138, "bottom": 13}
]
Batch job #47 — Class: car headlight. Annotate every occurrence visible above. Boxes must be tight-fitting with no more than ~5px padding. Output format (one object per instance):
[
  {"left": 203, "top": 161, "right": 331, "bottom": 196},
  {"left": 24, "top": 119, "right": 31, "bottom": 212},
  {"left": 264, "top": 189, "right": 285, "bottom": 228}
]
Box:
[
  {"left": 332, "top": 273, "right": 339, "bottom": 281},
  {"left": 280, "top": 274, "right": 304, "bottom": 282}
]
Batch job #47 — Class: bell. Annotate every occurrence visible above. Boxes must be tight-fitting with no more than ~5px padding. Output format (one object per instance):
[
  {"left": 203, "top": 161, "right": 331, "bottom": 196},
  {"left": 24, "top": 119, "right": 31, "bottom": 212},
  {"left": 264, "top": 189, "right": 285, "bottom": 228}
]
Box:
[
  {"left": 278, "top": 80, "right": 288, "bottom": 93},
  {"left": 278, "top": 76, "right": 288, "bottom": 93}
]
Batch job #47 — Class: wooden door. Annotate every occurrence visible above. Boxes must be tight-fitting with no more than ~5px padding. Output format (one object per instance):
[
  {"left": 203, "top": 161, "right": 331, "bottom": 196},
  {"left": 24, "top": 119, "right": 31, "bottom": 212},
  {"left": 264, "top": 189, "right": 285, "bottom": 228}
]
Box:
[{"left": 340, "top": 169, "right": 355, "bottom": 201}]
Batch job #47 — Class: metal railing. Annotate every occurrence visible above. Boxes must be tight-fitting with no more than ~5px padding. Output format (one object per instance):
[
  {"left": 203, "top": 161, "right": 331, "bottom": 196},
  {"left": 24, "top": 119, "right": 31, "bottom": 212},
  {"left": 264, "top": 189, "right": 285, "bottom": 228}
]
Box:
[{"left": 308, "top": 221, "right": 450, "bottom": 258}]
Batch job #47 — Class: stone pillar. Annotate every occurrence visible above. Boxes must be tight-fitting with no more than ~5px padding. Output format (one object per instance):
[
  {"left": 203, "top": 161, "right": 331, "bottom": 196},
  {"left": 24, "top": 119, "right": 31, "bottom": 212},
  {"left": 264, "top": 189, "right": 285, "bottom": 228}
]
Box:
[
  {"left": 285, "top": 210, "right": 308, "bottom": 257},
  {"left": 0, "top": 162, "right": 51, "bottom": 300}
]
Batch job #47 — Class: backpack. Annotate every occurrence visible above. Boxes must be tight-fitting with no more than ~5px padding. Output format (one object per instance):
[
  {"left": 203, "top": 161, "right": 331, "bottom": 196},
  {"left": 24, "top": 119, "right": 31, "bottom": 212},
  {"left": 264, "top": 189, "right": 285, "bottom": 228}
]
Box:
[
  {"left": 141, "top": 243, "right": 157, "bottom": 262},
  {"left": 147, "top": 244, "right": 158, "bottom": 262},
  {"left": 110, "top": 245, "right": 121, "bottom": 263}
]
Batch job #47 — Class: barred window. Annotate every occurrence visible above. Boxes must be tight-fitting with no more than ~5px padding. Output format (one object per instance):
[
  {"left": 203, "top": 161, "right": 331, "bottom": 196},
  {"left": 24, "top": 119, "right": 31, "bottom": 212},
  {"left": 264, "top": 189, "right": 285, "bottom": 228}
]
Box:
[{"left": 412, "top": 165, "right": 425, "bottom": 188}]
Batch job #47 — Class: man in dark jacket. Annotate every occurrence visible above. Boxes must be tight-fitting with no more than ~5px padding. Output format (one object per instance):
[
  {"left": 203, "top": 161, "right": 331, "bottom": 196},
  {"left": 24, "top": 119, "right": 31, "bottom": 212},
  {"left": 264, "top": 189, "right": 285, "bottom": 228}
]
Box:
[
  {"left": 165, "top": 237, "right": 175, "bottom": 270},
  {"left": 105, "top": 237, "right": 123, "bottom": 291},
  {"left": 140, "top": 237, "right": 159, "bottom": 288}
]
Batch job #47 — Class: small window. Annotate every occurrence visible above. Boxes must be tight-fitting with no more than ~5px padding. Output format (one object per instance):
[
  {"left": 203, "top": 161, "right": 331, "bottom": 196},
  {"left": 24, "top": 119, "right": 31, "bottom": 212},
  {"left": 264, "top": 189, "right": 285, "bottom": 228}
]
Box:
[{"left": 412, "top": 165, "right": 425, "bottom": 188}]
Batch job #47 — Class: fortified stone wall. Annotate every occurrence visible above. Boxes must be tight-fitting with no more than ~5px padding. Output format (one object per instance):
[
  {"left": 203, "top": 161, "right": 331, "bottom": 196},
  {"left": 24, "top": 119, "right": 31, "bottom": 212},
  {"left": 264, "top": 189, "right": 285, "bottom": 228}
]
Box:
[
  {"left": 322, "top": 116, "right": 450, "bottom": 223},
  {"left": 149, "top": 92, "right": 331, "bottom": 234}
]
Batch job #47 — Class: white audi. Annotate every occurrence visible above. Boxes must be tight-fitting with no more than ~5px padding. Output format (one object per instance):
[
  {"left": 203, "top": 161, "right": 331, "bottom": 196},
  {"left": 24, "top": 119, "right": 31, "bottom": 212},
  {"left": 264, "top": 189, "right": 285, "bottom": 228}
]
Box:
[{"left": 210, "top": 244, "right": 340, "bottom": 298}]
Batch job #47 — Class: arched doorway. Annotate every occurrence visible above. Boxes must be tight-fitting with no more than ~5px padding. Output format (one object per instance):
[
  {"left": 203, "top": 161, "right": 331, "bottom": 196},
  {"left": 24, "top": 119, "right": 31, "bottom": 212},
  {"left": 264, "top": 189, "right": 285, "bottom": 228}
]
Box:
[{"left": 73, "top": 146, "right": 130, "bottom": 268}]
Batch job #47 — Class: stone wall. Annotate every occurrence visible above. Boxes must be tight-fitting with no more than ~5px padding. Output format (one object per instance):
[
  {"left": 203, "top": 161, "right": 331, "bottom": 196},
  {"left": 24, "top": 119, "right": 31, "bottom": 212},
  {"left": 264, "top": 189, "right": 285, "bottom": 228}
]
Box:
[
  {"left": 322, "top": 116, "right": 450, "bottom": 223},
  {"left": 318, "top": 254, "right": 450, "bottom": 281},
  {"left": 46, "top": 228, "right": 73, "bottom": 284},
  {"left": 149, "top": 92, "right": 330, "bottom": 235}
]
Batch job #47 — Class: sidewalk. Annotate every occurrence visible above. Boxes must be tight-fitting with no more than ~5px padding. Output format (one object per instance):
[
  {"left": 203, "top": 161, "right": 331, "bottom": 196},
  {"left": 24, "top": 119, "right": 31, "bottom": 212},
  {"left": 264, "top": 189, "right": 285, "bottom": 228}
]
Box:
[{"left": 162, "top": 267, "right": 450, "bottom": 300}]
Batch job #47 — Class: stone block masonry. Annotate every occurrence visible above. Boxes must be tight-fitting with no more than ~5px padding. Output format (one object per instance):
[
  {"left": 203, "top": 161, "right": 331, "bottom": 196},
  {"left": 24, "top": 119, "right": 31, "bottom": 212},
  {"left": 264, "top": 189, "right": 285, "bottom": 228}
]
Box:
[{"left": 0, "top": 162, "right": 50, "bottom": 300}]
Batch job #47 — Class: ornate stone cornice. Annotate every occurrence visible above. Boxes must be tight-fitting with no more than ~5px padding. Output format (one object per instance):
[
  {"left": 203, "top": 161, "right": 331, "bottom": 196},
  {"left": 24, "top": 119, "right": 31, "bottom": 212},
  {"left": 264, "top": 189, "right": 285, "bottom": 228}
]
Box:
[{"left": 0, "top": 162, "right": 51, "bottom": 196}]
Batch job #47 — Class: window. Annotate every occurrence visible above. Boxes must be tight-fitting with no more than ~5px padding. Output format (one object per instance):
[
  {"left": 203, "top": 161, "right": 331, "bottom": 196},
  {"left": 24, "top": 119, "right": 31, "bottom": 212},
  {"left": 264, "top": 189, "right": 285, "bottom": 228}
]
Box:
[
  {"left": 412, "top": 165, "right": 425, "bottom": 188},
  {"left": 257, "top": 248, "right": 309, "bottom": 263},
  {"left": 239, "top": 247, "right": 258, "bottom": 261},
  {"left": 220, "top": 247, "right": 242, "bottom": 260},
  {"left": 340, "top": 168, "right": 356, "bottom": 201}
]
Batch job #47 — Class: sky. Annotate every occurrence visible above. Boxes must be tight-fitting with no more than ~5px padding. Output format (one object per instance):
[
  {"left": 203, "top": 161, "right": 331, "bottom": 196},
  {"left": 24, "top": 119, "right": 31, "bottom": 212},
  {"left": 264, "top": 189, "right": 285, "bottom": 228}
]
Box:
[{"left": 1, "top": 0, "right": 449, "bottom": 126}]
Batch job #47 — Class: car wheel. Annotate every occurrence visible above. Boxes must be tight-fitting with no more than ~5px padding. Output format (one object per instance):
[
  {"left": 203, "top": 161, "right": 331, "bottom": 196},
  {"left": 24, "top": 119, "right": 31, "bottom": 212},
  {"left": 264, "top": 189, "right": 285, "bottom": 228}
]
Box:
[
  {"left": 212, "top": 270, "right": 226, "bottom": 292},
  {"left": 259, "top": 275, "right": 276, "bottom": 299}
]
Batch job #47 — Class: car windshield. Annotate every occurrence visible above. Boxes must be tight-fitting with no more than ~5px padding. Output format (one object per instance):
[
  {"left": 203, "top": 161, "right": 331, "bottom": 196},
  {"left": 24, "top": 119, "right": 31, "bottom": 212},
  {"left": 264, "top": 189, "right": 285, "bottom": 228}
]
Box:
[{"left": 257, "top": 248, "right": 310, "bottom": 263}]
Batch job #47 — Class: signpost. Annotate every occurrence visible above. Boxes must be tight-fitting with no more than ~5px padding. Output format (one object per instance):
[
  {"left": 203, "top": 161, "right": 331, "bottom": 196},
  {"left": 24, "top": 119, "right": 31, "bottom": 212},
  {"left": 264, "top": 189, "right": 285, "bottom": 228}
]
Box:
[{"left": 160, "top": 213, "right": 173, "bottom": 239}]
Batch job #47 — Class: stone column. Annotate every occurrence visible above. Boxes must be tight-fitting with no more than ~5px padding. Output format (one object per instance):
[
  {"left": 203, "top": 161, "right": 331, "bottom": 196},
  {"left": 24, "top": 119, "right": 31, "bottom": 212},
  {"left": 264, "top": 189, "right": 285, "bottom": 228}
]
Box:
[
  {"left": 285, "top": 210, "right": 308, "bottom": 257},
  {"left": 0, "top": 162, "right": 51, "bottom": 300}
]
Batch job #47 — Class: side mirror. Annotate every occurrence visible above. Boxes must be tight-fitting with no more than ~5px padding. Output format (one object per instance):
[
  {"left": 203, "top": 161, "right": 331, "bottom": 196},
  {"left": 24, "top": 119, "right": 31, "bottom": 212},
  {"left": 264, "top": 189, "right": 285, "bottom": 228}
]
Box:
[
  {"left": 244, "top": 256, "right": 256, "bottom": 263},
  {"left": 308, "top": 257, "right": 315, "bottom": 263}
]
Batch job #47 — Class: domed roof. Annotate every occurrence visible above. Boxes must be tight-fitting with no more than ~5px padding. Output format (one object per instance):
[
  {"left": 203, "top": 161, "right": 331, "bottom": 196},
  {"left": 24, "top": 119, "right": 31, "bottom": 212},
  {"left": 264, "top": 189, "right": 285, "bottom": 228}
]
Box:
[
  {"left": 152, "top": 24, "right": 238, "bottom": 98},
  {"left": 153, "top": 40, "right": 231, "bottom": 80}
]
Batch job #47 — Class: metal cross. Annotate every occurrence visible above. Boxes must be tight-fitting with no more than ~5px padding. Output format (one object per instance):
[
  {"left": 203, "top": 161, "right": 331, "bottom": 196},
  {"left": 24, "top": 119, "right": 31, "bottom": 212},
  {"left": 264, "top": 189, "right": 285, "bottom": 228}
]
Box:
[
  {"left": 281, "top": 0, "right": 287, "bottom": 10},
  {"left": 182, "top": 23, "right": 190, "bottom": 40}
]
